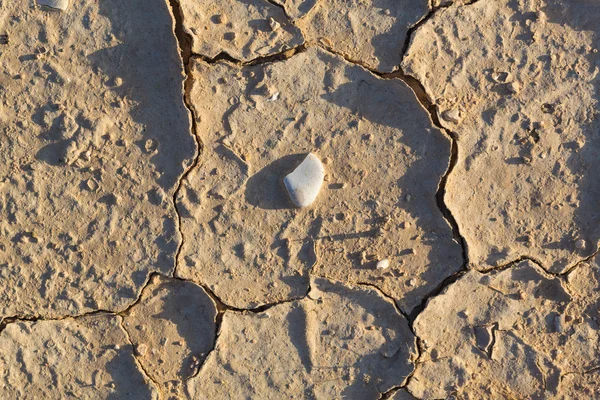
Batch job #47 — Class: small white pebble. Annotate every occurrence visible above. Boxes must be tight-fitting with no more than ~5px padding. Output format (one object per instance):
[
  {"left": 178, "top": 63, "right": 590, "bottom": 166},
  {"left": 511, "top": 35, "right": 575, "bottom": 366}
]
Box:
[
  {"left": 376, "top": 259, "right": 390, "bottom": 270},
  {"left": 37, "top": 0, "right": 69, "bottom": 11},
  {"left": 284, "top": 153, "right": 325, "bottom": 208}
]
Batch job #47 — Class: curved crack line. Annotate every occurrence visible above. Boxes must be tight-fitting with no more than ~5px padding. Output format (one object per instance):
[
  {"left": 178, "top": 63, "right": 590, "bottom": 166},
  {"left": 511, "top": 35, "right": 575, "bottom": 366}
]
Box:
[
  {"left": 349, "top": 280, "right": 422, "bottom": 399},
  {"left": 474, "top": 249, "right": 600, "bottom": 278},
  {"left": 167, "top": 0, "right": 203, "bottom": 280},
  {"left": 191, "top": 43, "right": 308, "bottom": 67}
]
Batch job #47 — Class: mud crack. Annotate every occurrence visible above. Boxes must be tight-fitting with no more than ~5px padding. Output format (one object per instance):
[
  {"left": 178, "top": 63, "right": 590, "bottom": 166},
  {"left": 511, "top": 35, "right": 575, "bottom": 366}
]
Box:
[{"left": 167, "top": 0, "right": 203, "bottom": 279}]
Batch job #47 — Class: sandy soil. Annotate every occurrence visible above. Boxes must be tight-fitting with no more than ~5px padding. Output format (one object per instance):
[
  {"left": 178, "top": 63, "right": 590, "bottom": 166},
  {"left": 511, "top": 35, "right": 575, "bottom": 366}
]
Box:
[{"left": 1, "top": 0, "right": 599, "bottom": 398}]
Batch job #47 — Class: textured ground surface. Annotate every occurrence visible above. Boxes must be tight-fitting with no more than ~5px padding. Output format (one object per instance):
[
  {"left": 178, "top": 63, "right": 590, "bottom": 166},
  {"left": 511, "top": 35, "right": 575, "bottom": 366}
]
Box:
[{"left": 1, "top": 0, "right": 599, "bottom": 398}]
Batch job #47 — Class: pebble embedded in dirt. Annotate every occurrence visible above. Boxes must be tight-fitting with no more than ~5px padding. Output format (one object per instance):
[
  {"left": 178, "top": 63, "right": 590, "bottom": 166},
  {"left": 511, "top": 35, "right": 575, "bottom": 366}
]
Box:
[
  {"left": 283, "top": 153, "right": 325, "bottom": 208},
  {"left": 442, "top": 108, "right": 461, "bottom": 124},
  {"left": 377, "top": 259, "right": 390, "bottom": 270},
  {"left": 37, "top": 0, "right": 69, "bottom": 11},
  {"left": 85, "top": 178, "right": 99, "bottom": 192}
]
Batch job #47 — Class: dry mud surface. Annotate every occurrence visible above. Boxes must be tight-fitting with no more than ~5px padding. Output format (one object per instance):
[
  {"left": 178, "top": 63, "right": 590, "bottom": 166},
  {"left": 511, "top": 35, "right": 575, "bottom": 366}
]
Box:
[{"left": 1, "top": 0, "right": 600, "bottom": 398}]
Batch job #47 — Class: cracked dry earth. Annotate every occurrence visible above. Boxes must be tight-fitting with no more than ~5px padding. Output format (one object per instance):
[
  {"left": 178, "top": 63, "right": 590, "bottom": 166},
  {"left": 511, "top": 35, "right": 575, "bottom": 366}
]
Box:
[{"left": 2, "top": 0, "right": 600, "bottom": 399}]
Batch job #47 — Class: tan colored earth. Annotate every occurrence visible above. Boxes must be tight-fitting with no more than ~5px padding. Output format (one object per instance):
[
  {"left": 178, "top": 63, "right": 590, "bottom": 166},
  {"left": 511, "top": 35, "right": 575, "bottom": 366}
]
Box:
[{"left": 1, "top": 0, "right": 599, "bottom": 398}]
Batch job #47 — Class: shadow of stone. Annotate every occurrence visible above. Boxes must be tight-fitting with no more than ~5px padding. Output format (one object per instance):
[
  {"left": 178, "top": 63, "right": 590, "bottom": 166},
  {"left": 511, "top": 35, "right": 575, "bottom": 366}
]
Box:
[
  {"left": 296, "top": 0, "right": 317, "bottom": 16},
  {"left": 245, "top": 153, "right": 307, "bottom": 210}
]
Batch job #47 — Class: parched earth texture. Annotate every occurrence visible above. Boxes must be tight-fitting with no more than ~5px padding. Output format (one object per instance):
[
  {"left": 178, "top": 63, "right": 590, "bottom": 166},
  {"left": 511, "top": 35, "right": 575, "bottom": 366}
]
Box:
[{"left": 1, "top": 0, "right": 600, "bottom": 398}]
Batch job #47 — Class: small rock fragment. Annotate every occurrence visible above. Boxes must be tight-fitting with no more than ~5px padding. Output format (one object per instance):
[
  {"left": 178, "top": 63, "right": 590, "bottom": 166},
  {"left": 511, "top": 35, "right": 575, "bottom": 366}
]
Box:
[
  {"left": 283, "top": 153, "right": 325, "bottom": 208},
  {"left": 473, "top": 325, "right": 493, "bottom": 353},
  {"left": 576, "top": 239, "right": 587, "bottom": 250},
  {"left": 136, "top": 343, "right": 148, "bottom": 356},
  {"left": 541, "top": 103, "right": 554, "bottom": 114},
  {"left": 377, "top": 259, "right": 390, "bottom": 270},
  {"left": 269, "top": 17, "right": 281, "bottom": 32},
  {"left": 144, "top": 138, "right": 158, "bottom": 153},
  {"left": 215, "top": 14, "right": 227, "bottom": 24},
  {"left": 85, "top": 178, "right": 99, "bottom": 192},
  {"left": 507, "top": 81, "right": 521, "bottom": 94},
  {"left": 37, "top": 0, "right": 69, "bottom": 11},
  {"left": 442, "top": 109, "right": 461, "bottom": 123}
]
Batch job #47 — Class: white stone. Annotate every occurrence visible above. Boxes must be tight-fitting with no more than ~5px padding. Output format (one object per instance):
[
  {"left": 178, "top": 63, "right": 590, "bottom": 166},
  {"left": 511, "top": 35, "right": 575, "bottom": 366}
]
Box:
[
  {"left": 283, "top": 153, "right": 325, "bottom": 208},
  {"left": 37, "top": 0, "right": 69, "bottom": 11},
  {"left": 376, "top": 259, "right": 390, "bottom": 270}
]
